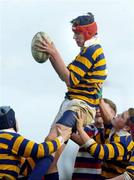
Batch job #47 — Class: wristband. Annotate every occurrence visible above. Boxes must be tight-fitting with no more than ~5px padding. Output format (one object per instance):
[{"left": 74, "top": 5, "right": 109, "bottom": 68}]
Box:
[
  {"left": 124, "top": 172, "right": 132, "bottom": 180},
  {"left": 57, "top": 136, "right": 65, "bottom": 145},
  {"left": 81, "top": 138, "right": 95, "bottom": 148}
]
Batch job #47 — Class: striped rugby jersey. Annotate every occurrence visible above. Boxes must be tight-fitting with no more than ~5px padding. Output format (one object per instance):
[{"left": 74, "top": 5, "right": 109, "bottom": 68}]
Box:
[
  {"left": 126, "top": 149, "right": 134, "bottom": 179},
  {"left": 87, "top": 125, "right": 134, "bottom": 178},
  {"left": 19, "top": 155, "right": 54, "bottom": 177},
  {"left": 72, "top": 125, "right": 104, "bottom": 180},
  {"left": 66, "top": 44, "right": 107, "bottom": 108},
  {"left": 0, "top": 131, "right": 61, "bottom": 179}
]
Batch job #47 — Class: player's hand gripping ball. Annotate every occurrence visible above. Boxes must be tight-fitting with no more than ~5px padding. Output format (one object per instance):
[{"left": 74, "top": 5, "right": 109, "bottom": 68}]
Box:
[{"left": 31, "top": 32, "right": 52, "bottom": 63}]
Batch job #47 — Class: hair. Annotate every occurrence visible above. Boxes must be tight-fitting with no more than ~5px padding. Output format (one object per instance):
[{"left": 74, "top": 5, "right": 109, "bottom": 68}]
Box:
[
  {"left": 127, "top": 108, "right": 134, "bottom": 124},
  {"left": 70, "top": 12, "right": 95, "bottom": 26},
  {"left": 128, "top": 108, "right": 134, "bottom": 117},
  {"left": 103, "top": 98, "right": 117, "bottom": 114}
]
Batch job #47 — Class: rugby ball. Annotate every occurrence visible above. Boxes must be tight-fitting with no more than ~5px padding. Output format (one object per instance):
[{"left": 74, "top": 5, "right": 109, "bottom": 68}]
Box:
[{"left": 31, "top": 31, "right": 52, "bottom": 63}]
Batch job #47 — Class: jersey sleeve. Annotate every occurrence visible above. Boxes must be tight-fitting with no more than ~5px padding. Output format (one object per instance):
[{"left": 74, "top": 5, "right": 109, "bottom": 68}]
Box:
[
  {"left": 10, "top": 133, "right": 61, "bottom": 158},
  {"left": 86, "top": 135, "right": 134, "bottom": 161}
]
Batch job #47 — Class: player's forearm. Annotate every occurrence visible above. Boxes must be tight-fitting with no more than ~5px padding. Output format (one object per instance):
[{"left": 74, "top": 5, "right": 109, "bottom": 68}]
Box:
[
  {"left": 99, "top": 99, "right": 115, "bottom": 122},
  {"left": 77, "top": 127, "right": 92, "bottom": 144},
  {"left": 71, "top": 133, "right": 85, "bottom": 146},
  {"left": 49, "top": 52, "right": 70, "bottom": 86}
]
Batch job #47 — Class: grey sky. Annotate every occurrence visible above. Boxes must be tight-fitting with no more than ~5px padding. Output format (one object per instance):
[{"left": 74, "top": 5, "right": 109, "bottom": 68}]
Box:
[{"left": 1, "top": 0, "right": 134, "bottom": 179}]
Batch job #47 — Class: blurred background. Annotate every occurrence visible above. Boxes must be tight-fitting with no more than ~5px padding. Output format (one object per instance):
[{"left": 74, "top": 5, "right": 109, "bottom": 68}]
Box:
[{"left": 1, "top": 0, "right": 134, "bottom": 179}]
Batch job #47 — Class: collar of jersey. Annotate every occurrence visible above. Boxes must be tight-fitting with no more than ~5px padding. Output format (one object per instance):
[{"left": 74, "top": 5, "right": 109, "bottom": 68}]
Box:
[
  {"left": 0, "top": 129, "right": 16, "bottom": 133},
  {"left": 84, "top": 35, "right": 100, "bottom": 47}
]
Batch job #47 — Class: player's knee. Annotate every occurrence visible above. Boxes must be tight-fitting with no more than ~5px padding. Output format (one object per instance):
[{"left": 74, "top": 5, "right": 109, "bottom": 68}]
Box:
[{"left": 56, "top": 110, "right": 77, "bottom": 132}]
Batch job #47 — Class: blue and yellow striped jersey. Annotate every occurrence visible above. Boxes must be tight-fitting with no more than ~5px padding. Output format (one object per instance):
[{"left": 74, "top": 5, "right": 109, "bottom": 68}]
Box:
[
  {"left": 101, "top": 143, "right": 134, "bottom": 179},
  {"left": 0, "top": 131, "right": 61, "bottom": 179},
  {"left": 19, "top": 157, "right": 36, "bottom": 177},
  {"left": 66, "top": 44, "right": 107, "bottom": 108},
  {"left": 126, "top": 149, "right": 134, "bottom": 179},
  {"left": 19, "top": 155, "right": 54, "bottom": 177},
  {"left": 86, "top": 125, "right": 134, "bottom": 178},
  {"left": 88, "top": 132, "right": 134, "bottom": 161}
]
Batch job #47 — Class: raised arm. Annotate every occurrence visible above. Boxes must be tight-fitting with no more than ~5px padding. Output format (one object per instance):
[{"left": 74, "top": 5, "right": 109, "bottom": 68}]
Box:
[
  {"left": 34, "top": 38, "right": 70, "bottom": 86},
  {"left": 10, "top": 127, "right": 71, "bottom": 158},
  {"left": 99, "top": 98, "right": 115, "bottom": 123}
]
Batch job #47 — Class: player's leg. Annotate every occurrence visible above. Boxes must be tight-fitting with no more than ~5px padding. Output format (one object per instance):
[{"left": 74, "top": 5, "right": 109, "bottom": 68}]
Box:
[
  {"left": 45, "top": 99, "right": 96, "bottom": 178},
  {"left": 30, "top": 99, "right": 95, "bottom": 178},
  {"left": 44, "top": 110, "right": 77, "bottom": 177}
]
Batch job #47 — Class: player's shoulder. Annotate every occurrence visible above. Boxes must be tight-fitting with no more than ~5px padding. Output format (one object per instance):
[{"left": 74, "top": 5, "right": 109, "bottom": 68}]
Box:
[
  {"left": 81, "top": 44, "right": 102, "bottom": 57},
  {"left": 87, "top": 44, "right": 102, "bottom": 53}
]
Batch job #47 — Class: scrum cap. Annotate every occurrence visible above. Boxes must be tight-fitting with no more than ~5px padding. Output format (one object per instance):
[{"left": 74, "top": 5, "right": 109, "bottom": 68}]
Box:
[
  {"left": 0, "top": 106, "right": 16, "bottom": 130},
  {"left": 71, "top": 12, "right": 97, "bottom": 41}
]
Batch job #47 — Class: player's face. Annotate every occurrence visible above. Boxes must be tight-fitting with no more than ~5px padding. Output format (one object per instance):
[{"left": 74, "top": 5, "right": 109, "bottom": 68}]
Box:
[
  {"left": 127, "top": 118, "right": 134, "bottom": 140},
  {"left": 73, "top": 32, "right": 85, "bottom": 47},
  {"left": 111, "top": 111, "right": 129, "bottom": 130},
  {"left": 129, "top": 122, "right": 134, "bottom": 140}
]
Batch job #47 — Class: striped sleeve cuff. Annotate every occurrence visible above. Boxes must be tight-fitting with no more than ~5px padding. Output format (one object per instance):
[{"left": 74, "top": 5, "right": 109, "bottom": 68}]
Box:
[{"left": 81, "top": 138, "right": 95, "bottom": 148}]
